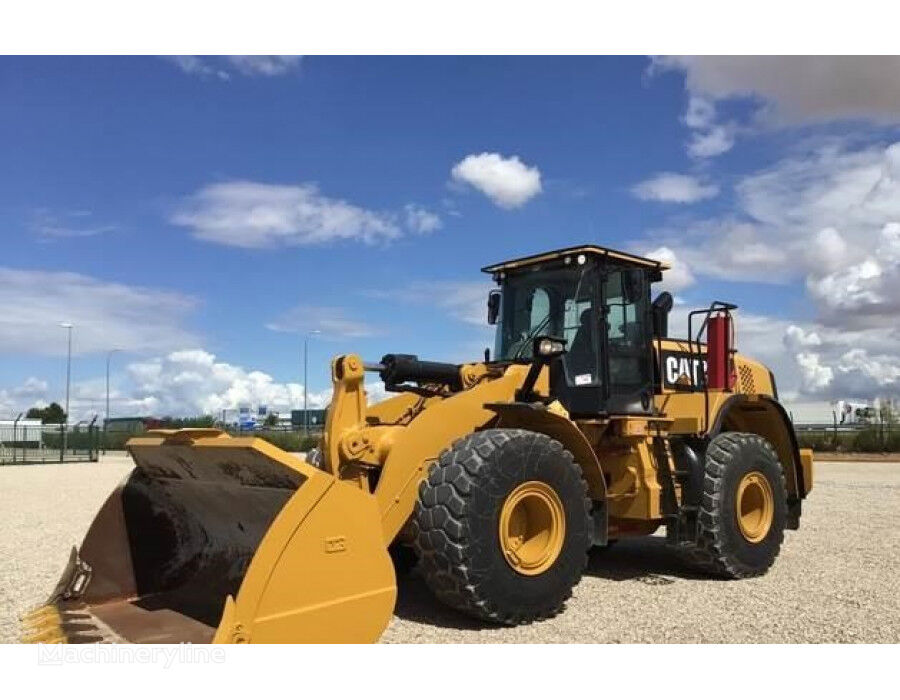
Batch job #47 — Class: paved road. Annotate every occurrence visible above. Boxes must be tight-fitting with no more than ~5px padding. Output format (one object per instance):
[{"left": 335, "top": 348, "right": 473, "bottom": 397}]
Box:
[{"left": 2, "top": 456, "right": 897, "bottom": 643}]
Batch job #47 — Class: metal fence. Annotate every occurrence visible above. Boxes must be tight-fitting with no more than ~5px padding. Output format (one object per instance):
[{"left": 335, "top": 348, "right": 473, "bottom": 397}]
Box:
[
  {"left": 793, "top": 421, "right": 900, "bottom": 452},
  {"left": 0, "top": 417, "right": 100, "bottom": 465}
]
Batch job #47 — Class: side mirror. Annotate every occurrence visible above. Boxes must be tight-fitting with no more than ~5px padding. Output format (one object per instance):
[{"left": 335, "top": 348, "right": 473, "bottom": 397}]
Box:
[
  {"left": 652, "top": 291, "right": 674, "bottom": 338},
  {"left": 487, "top": 289, "right": 501, "bottom": 325}
]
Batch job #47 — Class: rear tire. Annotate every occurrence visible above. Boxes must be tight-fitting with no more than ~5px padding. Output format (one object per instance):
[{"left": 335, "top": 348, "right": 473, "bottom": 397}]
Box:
[
  {"left": 683, "top": 432, "right": 787, "bottom": 578},
  {"left": 413, "top": 429, "right": 591, "bottom": 625},
  {"left": 388, "top": 542, "right": 418, "bottom": 577}
]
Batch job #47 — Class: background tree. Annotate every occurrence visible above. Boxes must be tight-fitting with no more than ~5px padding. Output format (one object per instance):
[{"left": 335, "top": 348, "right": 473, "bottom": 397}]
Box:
[{"left": 25, "top": 402, "right": 66, "bottom": 424}]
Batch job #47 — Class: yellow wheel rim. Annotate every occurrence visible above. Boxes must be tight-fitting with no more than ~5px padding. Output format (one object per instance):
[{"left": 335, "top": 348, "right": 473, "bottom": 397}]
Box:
[
  {"left": 736, "top": 471, "right": 774, "bottom": 543},
  {"left": 498, "top": 481, "right": 566, "bottom": 576}
]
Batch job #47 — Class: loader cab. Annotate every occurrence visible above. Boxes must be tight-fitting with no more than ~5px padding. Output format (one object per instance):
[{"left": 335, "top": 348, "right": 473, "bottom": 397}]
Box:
[{"left": 484, "top": 245, "right": 668, "bottom": 417}]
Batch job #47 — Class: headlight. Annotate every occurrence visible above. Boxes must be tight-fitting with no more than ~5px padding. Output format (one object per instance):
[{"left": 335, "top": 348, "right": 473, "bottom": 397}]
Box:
[{"left": 535, "top": 337, "right": 566, "bottom": 358}]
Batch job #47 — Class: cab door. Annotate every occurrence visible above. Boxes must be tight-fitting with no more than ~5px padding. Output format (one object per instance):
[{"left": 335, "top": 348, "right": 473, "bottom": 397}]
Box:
[
  {"left": 601, "top": 266, "right": 654, "bottom": 414},
  {"left": 548, "top": 263, "right": 605, "bottom": 416}
]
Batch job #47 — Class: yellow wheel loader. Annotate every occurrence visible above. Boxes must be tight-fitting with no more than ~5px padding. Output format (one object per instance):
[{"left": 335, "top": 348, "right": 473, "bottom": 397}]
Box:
[{"left": 23, "top": 245, "right": 814, "bottom": 643}]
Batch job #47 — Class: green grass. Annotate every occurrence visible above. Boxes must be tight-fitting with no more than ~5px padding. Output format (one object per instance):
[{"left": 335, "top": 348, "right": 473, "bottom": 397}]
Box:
[{"left": 796, "top": 426, "right": 900, "bottom": 452}]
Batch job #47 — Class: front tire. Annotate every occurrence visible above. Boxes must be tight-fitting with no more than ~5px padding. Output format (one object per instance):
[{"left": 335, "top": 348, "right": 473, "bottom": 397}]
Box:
[
  {"left": 684, "top": 432, "right": 787, "bottom": 578},
  {"left": 413, "top": 429, "right": 591, "bottom": 625}
]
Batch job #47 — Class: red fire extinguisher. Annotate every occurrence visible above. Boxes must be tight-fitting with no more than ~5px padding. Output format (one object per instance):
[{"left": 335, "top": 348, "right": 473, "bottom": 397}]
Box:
[{"left": 706, "top": 312, "right": 736, "bottom": 391}]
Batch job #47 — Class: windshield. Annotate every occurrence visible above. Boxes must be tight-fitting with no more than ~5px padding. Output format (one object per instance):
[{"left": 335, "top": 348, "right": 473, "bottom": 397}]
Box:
[{"left": 494, "top": 261, "right": 600, "bottom": 382}]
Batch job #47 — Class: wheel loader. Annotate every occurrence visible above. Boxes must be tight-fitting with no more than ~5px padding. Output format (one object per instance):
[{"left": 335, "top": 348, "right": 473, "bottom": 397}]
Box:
[{"left": 23, "top": 244, "right": 814, "bottom": 643}]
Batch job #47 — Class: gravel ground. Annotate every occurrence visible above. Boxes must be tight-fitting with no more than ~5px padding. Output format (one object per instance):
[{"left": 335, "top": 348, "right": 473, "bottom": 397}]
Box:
[{"left": 2, "top": 456, "right": 898, "bottom": 643}]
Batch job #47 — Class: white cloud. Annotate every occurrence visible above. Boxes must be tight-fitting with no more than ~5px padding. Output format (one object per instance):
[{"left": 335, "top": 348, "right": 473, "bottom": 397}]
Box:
[
  {"left": 837, "top": 349, "right": 900, "bottom": 387},
  {"left": 30, "top": 209, "right": 117, "bottom": 239},
  {"left": 643, "top": 246, "right": 695, "bottom": 291},
  {"left": 366, "top": 281, "right": 493, "bottom": 327},
  {"left": 681, "top": 95, "right": 736, "bottom": 158},
  {"left": 796, "top": 352, "right": 835, "bottom": 393},
  {"left": 684, "top": 95, "right": 716, "bottom": 130},
  {"left": 641, "top": 140, "right": 900, "bottom": 285},
  {"left": 652, "top": 57, "right": 900, "bottom": 158},
  {"left": 733, "top": 311, "right": 900, "bottom": 402},
  {"left": 806, "top": 223, "right": 900, "bottom": 329},
  {"left": 173, "top": 181, "right": 437, "bottom": 248},
  {"left": 168, "top": 55, "right": 300, "bottom": 81},
  {"left": 784, "top": 325, "right": 822, "bottom": 350},
  {"left": 0, "top": 267, "right": 199, "bottom": 355},
  {"left": 0, "top": 349, "right": 393, "bottom": 420},
  {"left": 403, "top": 204, "right": 442, "bottom": 234},
  {"left": 168, "top": 56, "right": 231, "bottom": 81},
  {"left": 451, "top": 152, "right": 543, "bottom": 209},
  {"left": 637, "top": 139, "right": 900, "bottom": 402},
  {"left": 15, "top": 377, "right": 49, "bottom": 396},
  {"left": 808, "top": 258, "right": 884, "bottom": 312},
  {"left": 226, "top": 56, "right": 301, "bottom": 77},
  {"left": 687, "top": 126, "right": 735, "bottom": 158},
  {"left": 807, "top": 228, "right": 848, "bottom": 274},
  {"left": 123, "top": 348, "right": 393, "bottom": 417},
  {"left": 124, "top": 349, "right": 326, "bottom": 417},
  {"left": 631, "top": 173, "right": 719, "bottom": 203},
  {"left": 677, "top": 93, "right": 735, "bottom": 159},
  {"left": 0, "top": 377, "right": 50, "bottom": 417},
  {"left": 265, "top": 305, "right": 379, "bottom": 339},
  {"left": 655, "top": 56, "right": 900, "bottom": 126}
]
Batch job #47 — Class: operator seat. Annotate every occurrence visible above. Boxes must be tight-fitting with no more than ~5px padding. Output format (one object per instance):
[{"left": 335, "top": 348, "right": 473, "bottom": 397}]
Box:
[{"left": 566, "top": 308, "right": 596, "bottom": 381}]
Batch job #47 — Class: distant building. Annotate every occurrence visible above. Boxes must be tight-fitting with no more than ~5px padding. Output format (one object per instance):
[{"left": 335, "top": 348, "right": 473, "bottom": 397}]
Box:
[
  {"left": 0, "top": 419, "right": 43, "bottom": 447},
  {"left": 784, "top": 400, "right": 879, "bottom": 427},
  {"left": 104, "top": 417, "right": 158, "bottom": 433},
  {"left": 291, "top": 409, "right": 327, "bottom": 428}
]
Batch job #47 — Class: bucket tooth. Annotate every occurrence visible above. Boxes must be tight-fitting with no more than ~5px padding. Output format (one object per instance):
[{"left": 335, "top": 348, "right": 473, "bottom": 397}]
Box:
[
  {"left": 22, "top": 605, "right": 57, "bottom": 624},
  {"left": 21, "top": 605, "right": 63, "bottom": 639},
  {"left": 22, "top": 623, "right": 65, "bottom": 644}
]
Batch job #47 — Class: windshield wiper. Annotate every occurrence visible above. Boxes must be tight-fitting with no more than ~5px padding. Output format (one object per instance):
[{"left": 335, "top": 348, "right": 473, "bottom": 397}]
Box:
[{"left": 511, "top": 312, "right": 552, "bottom": 360}]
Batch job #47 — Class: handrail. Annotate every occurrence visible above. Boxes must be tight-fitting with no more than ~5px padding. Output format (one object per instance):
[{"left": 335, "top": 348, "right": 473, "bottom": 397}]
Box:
[{"left": 686, "top": 301, "right": 738, "bottom": 432}]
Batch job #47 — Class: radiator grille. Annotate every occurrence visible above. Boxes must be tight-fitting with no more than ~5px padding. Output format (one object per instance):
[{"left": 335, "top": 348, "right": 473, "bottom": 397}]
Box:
[{"left": 739, "top": 365, "right": 755, "bottom": 393}]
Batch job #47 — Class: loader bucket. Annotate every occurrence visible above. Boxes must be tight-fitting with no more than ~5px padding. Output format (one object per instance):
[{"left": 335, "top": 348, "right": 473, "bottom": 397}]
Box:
[{"left": 22, "top": 430, "right": 396, "bottom": 644}]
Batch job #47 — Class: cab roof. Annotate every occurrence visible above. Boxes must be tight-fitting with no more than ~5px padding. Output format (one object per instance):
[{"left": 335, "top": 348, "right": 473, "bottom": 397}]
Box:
[{"left": 481, "top": 244, "right": 671, "bottom": 275}]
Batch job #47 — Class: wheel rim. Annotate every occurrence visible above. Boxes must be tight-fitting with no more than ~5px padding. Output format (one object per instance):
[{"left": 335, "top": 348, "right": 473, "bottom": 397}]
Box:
[
  {"left": 498, "top": 481, "right": 566, "bottom": 576},
  {"left": 736, "top": 471, "right": 774, "bottom": 543}
]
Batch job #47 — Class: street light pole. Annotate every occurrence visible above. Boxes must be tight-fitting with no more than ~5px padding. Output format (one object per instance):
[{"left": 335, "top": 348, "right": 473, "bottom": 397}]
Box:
[
  {"left": 303, "top": 330, "right": 321, "bottom": 438},
  {"left": 60, "top": 323, "right": 73, "bottom": 457},
  {"left": 105, "top": 349, "right": 121, "bottom": 453}
]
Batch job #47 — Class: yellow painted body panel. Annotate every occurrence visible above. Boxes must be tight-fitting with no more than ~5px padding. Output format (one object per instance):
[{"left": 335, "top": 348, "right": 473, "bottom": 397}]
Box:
[
  {"left": 374, "top": 363, "right": 530, "bottom": 542},
  {"left": 216, "top": 475, "right": 395, "bottom": 643},
  {"left": 28, "top": 283, "right": 813, "bottom": 644}
]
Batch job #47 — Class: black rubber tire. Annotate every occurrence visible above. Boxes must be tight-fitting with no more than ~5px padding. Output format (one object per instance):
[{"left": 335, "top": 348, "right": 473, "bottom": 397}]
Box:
[
  {"left": 388, "top": 542, "right": 418, "bottom": 577},
  {"left": 683, "top": 432, "right": 787, "bottom": 579},
  {"left": 413, "top": 429, "right": 592, "bottom": 625}
]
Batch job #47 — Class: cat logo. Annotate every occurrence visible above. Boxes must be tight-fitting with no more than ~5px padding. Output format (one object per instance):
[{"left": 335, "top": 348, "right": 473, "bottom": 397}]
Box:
[{"left": 661, "top": 351, "right": 707, "bottom": 389}]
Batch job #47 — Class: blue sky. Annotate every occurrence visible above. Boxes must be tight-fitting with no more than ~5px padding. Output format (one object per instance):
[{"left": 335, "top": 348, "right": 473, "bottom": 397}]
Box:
[{"left": 2, "top": 56, "right": 900, "bottom": 418}]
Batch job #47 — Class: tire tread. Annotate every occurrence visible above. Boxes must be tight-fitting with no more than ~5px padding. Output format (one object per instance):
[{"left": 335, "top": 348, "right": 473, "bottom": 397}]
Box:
[
  {"left": 683, "top": 432, "right": 786, "bottom": 579},
  {"left": 413, "top": 429, "right": 591, "bottom": 625}
]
